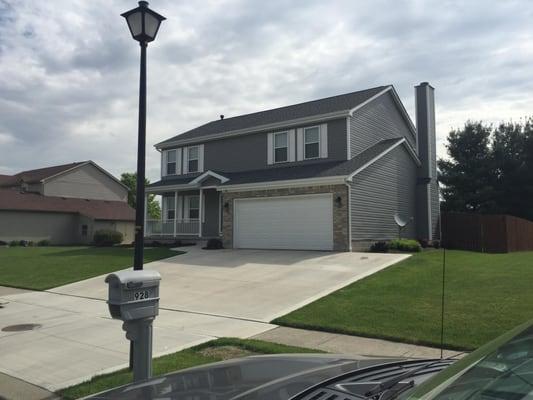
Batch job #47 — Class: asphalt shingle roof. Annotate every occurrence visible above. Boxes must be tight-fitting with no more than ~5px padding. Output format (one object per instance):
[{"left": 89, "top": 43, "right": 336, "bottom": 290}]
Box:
[
  {"left": 158, "top": 85, "right": 389, "bottom": 146},
  {"left": 0, "top": 162, "right": 87, "bottom": 186},
  {"left": 0, "top": 189, "right": 135, "bottom": 221},
  {"left": 148, "top": 138, "right": 404, "bottom": 189}
]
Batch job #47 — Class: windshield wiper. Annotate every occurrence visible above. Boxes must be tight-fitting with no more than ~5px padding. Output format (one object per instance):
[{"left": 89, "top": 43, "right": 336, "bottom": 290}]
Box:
[{"left": 365, "top": 353, "right": 465, "bottom": 399}]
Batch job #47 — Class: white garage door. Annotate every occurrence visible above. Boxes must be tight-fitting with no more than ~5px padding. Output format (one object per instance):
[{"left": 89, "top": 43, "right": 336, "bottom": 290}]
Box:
[{"left": 234, "top": 194, "right": 333, "bottom": 250}]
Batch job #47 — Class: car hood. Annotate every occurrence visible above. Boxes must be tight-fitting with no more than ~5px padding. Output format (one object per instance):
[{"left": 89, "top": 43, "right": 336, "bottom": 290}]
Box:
[{"left": 86, "top": 354, "right": 397, "bottom": 400}]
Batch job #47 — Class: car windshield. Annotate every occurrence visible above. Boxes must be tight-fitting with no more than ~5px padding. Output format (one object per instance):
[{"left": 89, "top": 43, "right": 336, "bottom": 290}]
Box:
[{"left": 404, "top": 320, "right": 533, "bottom": 400}]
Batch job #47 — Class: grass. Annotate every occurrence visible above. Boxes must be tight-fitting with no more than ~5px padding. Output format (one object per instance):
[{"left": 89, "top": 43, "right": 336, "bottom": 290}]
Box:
[
  {"left": 58, "top": 338, "right": 323, "bottom": 400},
  {"left": 0, "top": 246, "right": 181, "bottom": 290},
  {"left": 274, "top": 250, "right": 533, "bottom": 350}
]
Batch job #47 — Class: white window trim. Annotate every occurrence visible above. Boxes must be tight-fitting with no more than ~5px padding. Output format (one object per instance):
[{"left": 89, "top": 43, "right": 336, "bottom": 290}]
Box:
[
  {"left": 187, "top": 146, "right": 200, "bottom": 173},
  {"left": 273, "top": 131, "right": 289, "bottom": 164},
  {"left": 165, "top": 149, "right": 177, "bottom": 176},
  {"left": 303, "top": 125, "right": 321, "bottom": 160},
  {"left": 164, "top": 195, "right": 176, "bottom": 220},
  {"left": 184, "top": 195, "right": 200, "bottom": 220}
]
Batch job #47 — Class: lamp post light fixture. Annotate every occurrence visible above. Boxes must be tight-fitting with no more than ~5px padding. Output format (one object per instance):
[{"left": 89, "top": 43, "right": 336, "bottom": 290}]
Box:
[{"left": 121, "top": 1, "right": 165, "bottom": 272}]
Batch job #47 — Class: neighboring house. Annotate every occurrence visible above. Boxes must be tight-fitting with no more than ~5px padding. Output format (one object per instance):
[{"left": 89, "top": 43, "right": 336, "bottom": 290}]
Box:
[
  {"left": 146, "top": 82, "right": 439, "bottom": 251},
  {"left": 0, "top": 161, "right": 135, "bottom": 244}
]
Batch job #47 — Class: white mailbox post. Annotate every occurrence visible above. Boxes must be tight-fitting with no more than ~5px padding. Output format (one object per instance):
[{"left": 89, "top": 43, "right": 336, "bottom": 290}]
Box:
[{"left": 105, "top": 270, "right": 161, "bottom": 381}]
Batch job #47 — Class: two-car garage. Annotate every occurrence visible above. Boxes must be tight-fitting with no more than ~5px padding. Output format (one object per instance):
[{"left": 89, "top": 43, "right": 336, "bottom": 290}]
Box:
[{"left": 233, "top": 194, "right": 334, "bottom": 251}]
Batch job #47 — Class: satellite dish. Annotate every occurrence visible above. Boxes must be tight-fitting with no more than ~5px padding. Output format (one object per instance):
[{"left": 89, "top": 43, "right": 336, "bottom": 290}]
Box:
[
  {"left": 394, "top": 213, "right": 409, "bottom": 228},
  {"left": 393, "top": 213, "right": 413, "bottom": 239}
]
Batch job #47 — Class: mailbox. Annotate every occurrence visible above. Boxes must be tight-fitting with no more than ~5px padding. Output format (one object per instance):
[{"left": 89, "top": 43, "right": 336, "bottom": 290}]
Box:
[{"left": 105, "top": 270, "right": 161, "bottom": 321}]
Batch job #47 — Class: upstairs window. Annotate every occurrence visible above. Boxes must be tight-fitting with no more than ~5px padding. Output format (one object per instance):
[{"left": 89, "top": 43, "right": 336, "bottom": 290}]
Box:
[
  {"left": 188, "top": 146, "right": 199, "bottom": 173},
  {"left": 304, "top": 126, "right": 320, "bottom": 159},
  {"left": 274, "top": 132, "right": 288, "bottom": 163},
  {"left": 166, "top": 149, "right": 177, "bottom": 175}
]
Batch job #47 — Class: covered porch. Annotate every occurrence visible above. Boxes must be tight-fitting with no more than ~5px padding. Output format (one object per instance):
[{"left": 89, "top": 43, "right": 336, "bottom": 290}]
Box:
[{"left": 145, "top": 187, "right": 222, "bottom": 239}]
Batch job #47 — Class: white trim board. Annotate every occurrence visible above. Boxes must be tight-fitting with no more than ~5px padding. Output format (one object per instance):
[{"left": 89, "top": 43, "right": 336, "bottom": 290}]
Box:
[{"left": 189, "top": 170, "right": 230, "bottom": 185}]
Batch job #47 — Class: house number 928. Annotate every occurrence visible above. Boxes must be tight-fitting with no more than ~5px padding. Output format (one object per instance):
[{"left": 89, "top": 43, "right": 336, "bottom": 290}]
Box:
[{"left": 134, "top": 290, "right": 149, "bottom": 300}]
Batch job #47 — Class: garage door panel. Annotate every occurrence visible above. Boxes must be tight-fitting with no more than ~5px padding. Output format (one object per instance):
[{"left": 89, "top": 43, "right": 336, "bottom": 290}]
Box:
[{"left": 234, "top": 194, "right": 333, "bottom": 250}]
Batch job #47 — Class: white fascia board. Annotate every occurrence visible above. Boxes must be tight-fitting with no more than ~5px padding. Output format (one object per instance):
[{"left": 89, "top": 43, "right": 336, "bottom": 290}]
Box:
[
  {"left": 146, "top": 183, "right": 198, "bottom": 193},
  {"left": 189, "top": 170, "right": 230, "bottom": 185},
  {"left": 348, "top": 86, "right": 392, "bottom": 115},
  {"left": 346, "top": 139, "right": 406, "bottom": 182},
  {"left": 217, "top": 175, "right": 347, "bottom": 192},
  {"left": 156, "top": 110, "right": 350, "bottom": 150}
]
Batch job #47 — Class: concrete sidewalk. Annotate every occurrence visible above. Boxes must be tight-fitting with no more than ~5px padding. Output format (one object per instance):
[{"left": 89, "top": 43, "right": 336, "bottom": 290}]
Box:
[{"left": 253, "top": 326, "right": 465, "bottom": 359}]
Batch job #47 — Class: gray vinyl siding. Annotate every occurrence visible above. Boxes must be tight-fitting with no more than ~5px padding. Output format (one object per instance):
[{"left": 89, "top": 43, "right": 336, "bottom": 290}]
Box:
[
  {"left": 163, "top": 118, "right": 347, "bottom": 176},
  {"left": 350, "top": 91, "right": 416, "bottom": 157},
  {"left": 202, "top": 189, "right": 220, "bottom": 237},
  {"left": 43, "top": 163, "right": 128, "bottom": 202},
  {"left": 350, "top": 145, "right": 417, "bottom": 242}
]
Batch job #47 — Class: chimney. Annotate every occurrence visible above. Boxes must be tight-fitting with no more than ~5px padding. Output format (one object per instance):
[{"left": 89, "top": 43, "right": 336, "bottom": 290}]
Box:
[
  {"left": 415, "top": 82, "right": 438, "bottom": 241},
  {"left": 220, "top": 114, "right": 224, "bottom": 120}
]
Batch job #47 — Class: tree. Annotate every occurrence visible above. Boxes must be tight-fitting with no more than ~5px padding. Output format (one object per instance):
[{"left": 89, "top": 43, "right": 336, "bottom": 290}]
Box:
[
  {"left": 120, "top": 172, "right": 161, "bottom": 219},
  {"left": 438, "top": 119, "right": 533, "bottom": 221},
  {"left": 438, "top": 122, "right": 495, "bottom": 213}
]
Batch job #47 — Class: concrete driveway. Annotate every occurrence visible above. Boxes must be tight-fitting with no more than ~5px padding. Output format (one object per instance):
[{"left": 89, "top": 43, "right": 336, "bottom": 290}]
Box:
[{"left": 0, "top": 247, "right": 408, "bottom": 391}]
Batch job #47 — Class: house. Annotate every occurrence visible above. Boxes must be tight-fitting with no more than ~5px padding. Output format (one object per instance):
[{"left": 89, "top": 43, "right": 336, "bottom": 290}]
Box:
[
  {"left": 146, "top": 82, "right": 439, "bottom": 251},
  {"left": 0, "top": 161, "right": 135, "bottom": 244}
]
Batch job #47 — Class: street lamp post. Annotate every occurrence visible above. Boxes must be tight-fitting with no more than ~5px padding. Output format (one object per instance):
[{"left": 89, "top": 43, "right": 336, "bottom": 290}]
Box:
[{"left": 121, "top": 1, "right": 165, "bottom": 271}]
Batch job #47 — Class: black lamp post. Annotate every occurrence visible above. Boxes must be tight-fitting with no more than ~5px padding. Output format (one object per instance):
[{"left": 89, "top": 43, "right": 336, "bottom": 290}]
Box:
[{"left": 121, "top": 1, "right": 165, "bottom": 271}]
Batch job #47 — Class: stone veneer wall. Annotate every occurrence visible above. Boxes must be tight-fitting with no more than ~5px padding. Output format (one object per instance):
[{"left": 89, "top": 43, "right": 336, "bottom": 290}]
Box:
[{"left": 221, "top": 184, "right": 350, "bottom": 251}]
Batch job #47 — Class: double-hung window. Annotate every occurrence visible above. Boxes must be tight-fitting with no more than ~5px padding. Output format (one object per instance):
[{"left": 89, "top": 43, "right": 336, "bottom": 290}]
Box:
[
  {"left": 166, "top": 149, "right": 177, "bottom": 175},
  {"left": 187, "top": 196, "right": 199, "bottom": 220},
  {"left": 274, "top": 132, "right": 288, "bottom": 163},
  {"left": 304, "top": 126, "right": 320, "bottom": 159},
  {"left": 165, "top": 196, "right": 175, "bottom": 220},
  {"left": 188, "top": 146, "right": 199, "bottom": 173}
]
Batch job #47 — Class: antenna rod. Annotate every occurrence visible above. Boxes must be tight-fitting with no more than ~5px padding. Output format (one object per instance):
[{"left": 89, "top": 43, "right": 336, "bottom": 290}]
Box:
[{"left": 440, "top": 246, "right": 446, "bottom": 359}]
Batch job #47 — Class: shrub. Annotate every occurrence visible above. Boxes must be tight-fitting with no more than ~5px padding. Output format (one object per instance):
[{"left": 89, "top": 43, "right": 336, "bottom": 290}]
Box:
[
  {"left": 432, "top": 240, "right": 441, "bottom": 249},
  {"left": 37, "top": 239, "right": 51, "bottom": 246},
  {"left": 9, "top": 240, "right": 18, "bottom": 247},
  {"left": 370, "top": 241, "right": 389, "bottom": 253},
  {"left": 388, "top": 238, "right": 422, "bottom": 252},
  {"left": 93, "top": 229, "right": 123, "bottom": 247},
  {"left": 0, "top": 240, "right": 7, "bottom": 246},
  {"left": 418, "top": 239, "right": 430, "bottom": 248},
  {"left": 18, "top": 240, "right": 28, "bottom": 247},
  {"left": 203, "top": 238, "right": 224, "bottom": 250},
  {"left": 27, "top": 241, "right": 35, "bottom": 247}
]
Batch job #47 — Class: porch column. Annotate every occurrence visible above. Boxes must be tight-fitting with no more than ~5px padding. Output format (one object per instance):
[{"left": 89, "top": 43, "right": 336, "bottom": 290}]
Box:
[
  {"left": 199, "top": 188, "right": 203, "bottom": 238},
  {"left": 173, "top": 191, "right": 178, "bottom": 237}
]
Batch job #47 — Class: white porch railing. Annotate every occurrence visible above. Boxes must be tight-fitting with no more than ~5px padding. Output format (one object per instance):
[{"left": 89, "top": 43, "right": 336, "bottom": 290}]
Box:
[{"left": 145, "top": 219, "right": 200, "bottom": 236}]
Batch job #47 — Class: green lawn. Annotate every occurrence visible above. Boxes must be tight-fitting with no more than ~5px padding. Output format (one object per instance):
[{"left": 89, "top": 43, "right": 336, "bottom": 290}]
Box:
[
  {"left": 274, "top": 250, "right": 533, "bottom": 350},
  {"left": 59, "top": 338, "right": 323, "bottom": 400},
  {"left": 0, "top": 246, "right": 181, "bottom": 290}
]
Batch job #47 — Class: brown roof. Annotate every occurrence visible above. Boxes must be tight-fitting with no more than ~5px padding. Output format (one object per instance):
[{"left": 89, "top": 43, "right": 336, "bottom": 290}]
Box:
[
  {"left": 0, "top": 189, "right": 135, "bottom": 221},
  {"left": 1, "top": 162, "right": 88, "bottom": 186}
]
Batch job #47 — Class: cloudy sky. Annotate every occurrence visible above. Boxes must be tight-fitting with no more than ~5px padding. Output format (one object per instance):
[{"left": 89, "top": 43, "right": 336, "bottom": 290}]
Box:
[{"left": 1, "top": 0, "right": 532, "bottom": 181}]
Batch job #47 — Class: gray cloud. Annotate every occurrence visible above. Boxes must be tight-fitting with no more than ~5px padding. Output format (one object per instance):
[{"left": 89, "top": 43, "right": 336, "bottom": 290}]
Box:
[{"left": 1, "top": 0, "right": 532, "bottom": 179}]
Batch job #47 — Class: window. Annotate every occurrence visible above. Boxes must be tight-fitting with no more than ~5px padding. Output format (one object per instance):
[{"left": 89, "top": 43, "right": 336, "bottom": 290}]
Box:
[
  {"left": 274, "top": 132, "right": 288, "bottom": 163},
  {"left": 166, "top": 149, "right": 177, "bottom": 175},
  {"left": 188, "top": 146, "right": 199, "bottom": 173},
  {"left": 188, "top": 196, "right": 199, "bottom": 219},
  {"left": 304, "top": 127, "right": 320, "bottom": 159},
  {"left": 165, "top": 196, "right": 175, "bottom": 220},
  {"left": 81, "top": 225, "right": 88, "bottom": 236}
]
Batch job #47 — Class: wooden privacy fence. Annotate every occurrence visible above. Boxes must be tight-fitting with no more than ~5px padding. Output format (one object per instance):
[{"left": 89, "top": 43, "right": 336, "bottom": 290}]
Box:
[{"left": 441, "top": 212, "right": 533, "bottom": 253}]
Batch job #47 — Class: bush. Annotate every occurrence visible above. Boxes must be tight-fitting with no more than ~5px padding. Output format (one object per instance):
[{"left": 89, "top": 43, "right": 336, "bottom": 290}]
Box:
[
  {"left": 27, "top": 241, "right": 35, "bottom": 247},
  {"left": 388, "top": 239, "right": 422, "bottom": 252},
  {"left": 432, "top": 240, "right": 441, "bottom": 249},
  {"left": 203, "top": 238, "right": 224, "bottom": 250},
  {"left": 37, "top": 239, "right": 51, "bottom": 246},
  {"left": 18, "top": 240, "right": 28, "bottom": 247},
  {"left": 9, "top": 240, "right": 18, "bottom": 247},
  {"left": 0, "top": 240, "right": 7, "bottom": 246},
  {"left": 370, "top": 241, "right": 389, "bottom": 253},
  {"left": 93, "top": 229, "right": 123, "bottom": 247}
]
